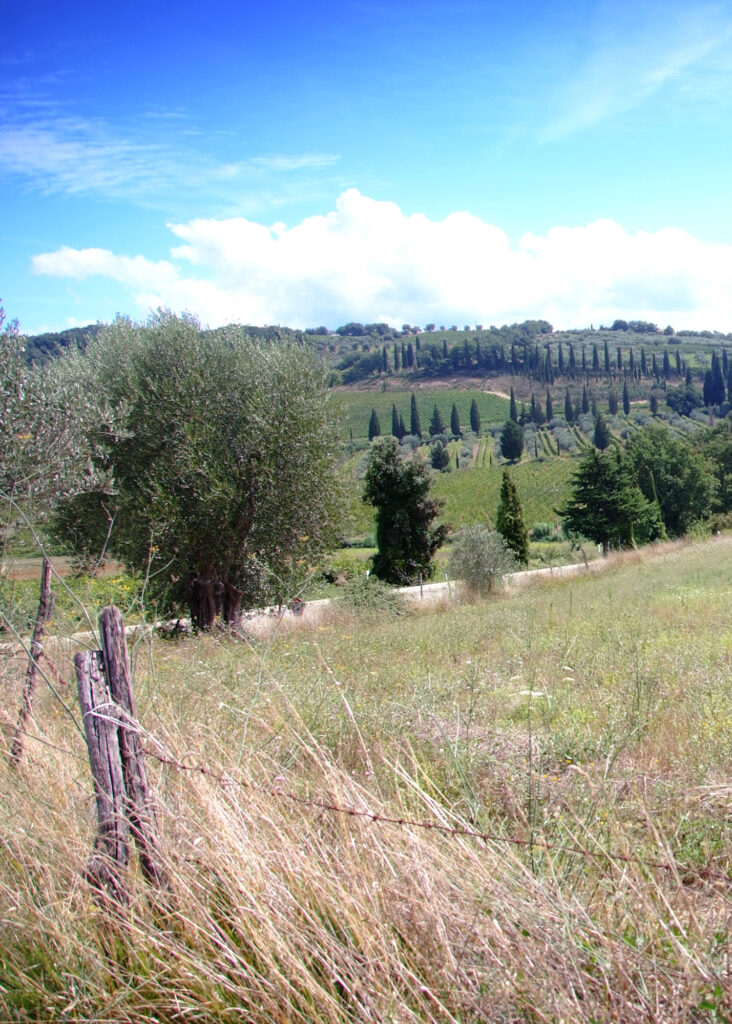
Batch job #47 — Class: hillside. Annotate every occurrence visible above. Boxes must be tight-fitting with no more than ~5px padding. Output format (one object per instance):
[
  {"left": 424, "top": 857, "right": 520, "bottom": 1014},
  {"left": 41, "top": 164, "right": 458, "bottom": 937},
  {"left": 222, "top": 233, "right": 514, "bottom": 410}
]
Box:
[{"left": 2, "top": 535, "right": 730, "bottom": 1022}]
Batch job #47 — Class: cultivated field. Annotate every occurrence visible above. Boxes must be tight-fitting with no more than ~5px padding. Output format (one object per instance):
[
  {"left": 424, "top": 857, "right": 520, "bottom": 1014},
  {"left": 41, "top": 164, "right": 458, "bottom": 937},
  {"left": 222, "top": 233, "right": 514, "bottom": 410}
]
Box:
[{"left": 1, "top": 535, "right": 731, "bottom": 1021}]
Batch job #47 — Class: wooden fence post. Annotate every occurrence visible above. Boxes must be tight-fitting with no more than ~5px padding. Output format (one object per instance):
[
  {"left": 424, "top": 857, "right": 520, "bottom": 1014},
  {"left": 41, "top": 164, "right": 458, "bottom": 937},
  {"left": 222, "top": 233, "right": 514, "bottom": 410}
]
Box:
[
  {"left": 75, "top": 648, "right": 130, "bottom": 907},
  {"left": 99, "top": 606, "right": 172, "bottom": 896},
  {"left": 9, "top": 556, "right": 54, "bottom": 767},
  {"left": 76, "top": 605, "right": 172, "bottom": 911}
]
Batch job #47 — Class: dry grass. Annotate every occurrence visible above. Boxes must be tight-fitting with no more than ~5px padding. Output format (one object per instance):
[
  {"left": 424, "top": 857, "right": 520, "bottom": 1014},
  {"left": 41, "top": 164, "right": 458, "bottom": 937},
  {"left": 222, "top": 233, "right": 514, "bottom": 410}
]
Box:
[{"left": 1, "top": 536, "right": 731, "bottom": 1022}]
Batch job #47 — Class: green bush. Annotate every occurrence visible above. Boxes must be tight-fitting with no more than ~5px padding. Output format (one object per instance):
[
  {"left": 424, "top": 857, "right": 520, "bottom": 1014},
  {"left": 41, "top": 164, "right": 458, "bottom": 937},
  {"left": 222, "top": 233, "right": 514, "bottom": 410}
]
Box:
[
  {"left": 340, "top": 574, "right": 405, "bottom": 617},
  {"left": 448, "top": 525, "right": 518, "bottom": 594}
]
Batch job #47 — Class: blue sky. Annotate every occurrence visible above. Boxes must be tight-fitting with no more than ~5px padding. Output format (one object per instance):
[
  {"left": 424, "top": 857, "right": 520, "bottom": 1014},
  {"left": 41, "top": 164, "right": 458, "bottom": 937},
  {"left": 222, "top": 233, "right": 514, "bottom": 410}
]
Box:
[{"left": 4, "top": 0, "right": 732, "bottom": 334}]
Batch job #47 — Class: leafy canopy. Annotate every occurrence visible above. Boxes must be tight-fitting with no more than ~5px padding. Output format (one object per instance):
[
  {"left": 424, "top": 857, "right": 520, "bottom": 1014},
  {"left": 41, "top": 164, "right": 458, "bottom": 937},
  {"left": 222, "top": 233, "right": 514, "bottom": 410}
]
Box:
[{"left": 55, "top": 312, "right": 344, "bottom": 626}]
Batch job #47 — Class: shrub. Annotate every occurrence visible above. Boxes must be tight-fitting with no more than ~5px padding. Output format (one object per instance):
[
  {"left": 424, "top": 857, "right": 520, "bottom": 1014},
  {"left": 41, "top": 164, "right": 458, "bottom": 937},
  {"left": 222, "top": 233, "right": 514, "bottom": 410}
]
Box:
[
  {"left": 340, "top": 573, "right": 405, "bottom": 617},
  {"left": 448, "top": 526, "right": 518, "bottom": 594},
  {"left": 530, "top": 521, "right": 554, "bottom": 540}
]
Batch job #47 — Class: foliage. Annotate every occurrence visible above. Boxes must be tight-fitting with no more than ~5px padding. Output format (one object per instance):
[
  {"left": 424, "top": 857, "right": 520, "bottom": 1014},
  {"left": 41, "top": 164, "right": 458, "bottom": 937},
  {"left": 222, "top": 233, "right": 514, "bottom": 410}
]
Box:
[
  {"left": 560, "top": 448, "right": 664, "bottom": 553},
  {"left": 495, "top": 470, "right": 529, "bottom": 565},
  {"left": 626, "top": 424, "right": 718, "bottom": 536},
  {"left": 0, "top": 303, "right": 91, "bottom": 531},
  {"left": 339, "top": 572, "right": 405, "bottom": 617},
  {"left": 368, "top": 408, "right": 381, "bottom": 440},
  {"left": 429, "top": 404, "right": 446, "bottom": 436},
  {"left": 430, "top": 440, "right": 451, "bottom": 471},
  {"left": 500, "top": 419, "right": 524, "bottom": 462},
  {"left": 363, "top": 436, "right": 446, "bottom": 584},
  {"left": 469, "top": 397, "right": 481, "bottom": 434},
  {"left": 54, "top": 312, "right": 344, "bottom": 627},
  {"left": 593, "top": 411, "right": 611, "bottom": 450},
  {"left": 448, "top": 524, "right": 518, "bottom": 593}
]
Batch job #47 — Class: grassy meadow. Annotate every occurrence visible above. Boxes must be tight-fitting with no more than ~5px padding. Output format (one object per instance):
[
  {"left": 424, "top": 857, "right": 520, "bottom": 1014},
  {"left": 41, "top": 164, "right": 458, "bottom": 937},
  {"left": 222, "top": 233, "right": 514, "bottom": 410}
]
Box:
[{"left": 1, "top": 535, "right": 731, "bottom": 1022}]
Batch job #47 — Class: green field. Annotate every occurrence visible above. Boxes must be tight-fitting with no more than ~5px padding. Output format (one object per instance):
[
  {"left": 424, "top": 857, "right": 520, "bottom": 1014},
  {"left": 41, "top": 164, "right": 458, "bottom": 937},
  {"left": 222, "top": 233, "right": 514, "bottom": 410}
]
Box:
[
  {"left": 335, "top": 386, "right": 509, "bottom": 439},
  {"left": 2, "top": 536, "right": 730, "bottom": 1022}
]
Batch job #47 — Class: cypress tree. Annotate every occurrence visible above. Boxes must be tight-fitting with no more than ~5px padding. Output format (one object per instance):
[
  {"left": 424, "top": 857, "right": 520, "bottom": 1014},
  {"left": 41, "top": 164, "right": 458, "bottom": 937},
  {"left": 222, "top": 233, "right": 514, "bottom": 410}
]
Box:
[
  {"left": 545, "top": 388, "right": 553, "bottom": 422},
  {"left": 675, "top": 349, "right": 682, "bottom": 376},
  {"left": 500, "top": 419, "right": 524, "bottom": 462},
  {"left": 650, "top": 391, "right": 658, "bottom": 415},
  {"left": 399, "top": 414, "right": 407, "bottom": 438},
  {"left": 558, "top": 343, "right": 565, "bottom": 374},
  {"left": 617, "top": 346, "right": 623, "bottom": 371},
  {"left": 450, "top": 402, "right": 461, "bottom": 437},
  {"left": 368, "top": 408, "right": 381, "bottom": 440},
  {"left": 469, "top": 397, "right": 481, "bottom": 434},
  {"left": 429, "top": 404, "right": 446, "bottom": 436},
  {"left": 496, "top": 469, "right": 529, "bottom": 565},
  {"left": 564, "top": 389, "right": 574, "bottom": 423},
  {"left": 392, "top": 404, "right": 400, "bottom": 438},
  {"left": 622, "top": 380, "right": 630, "bottom": 415},
  {"left": 382, "top": 345, "right": 388, "bottom": 373},
  {"left": 393, "top": 343, "right": 401, "bottom": 370},
  {"left": 592, "top": 344, "right": 600, "bottom": 373},
  {"left": 604, "top": 340, "right": 611, "bottom": 374},
  {"left": 582, "top": 384, "right": 589, "bottom": 414},
  {"left": 442, "top": 339, "right": 448, "bottom": 359},
  {"left": 641, "top": 347, "right": 647, "bottom": 375},
  {"left": 410, "top": 392, "right": 422, "bottom": 437},
  {"left": 663, "top": 349, "right": 671, "bottom": 379},
  {"left": 594, "top": 412, "right": 611, "bottom": 450},
  {"left": 407, "top": 342, "right": 415, "bottom": 368},
  {"left": 509, "top": 387, "right": 518, "bottom": 422},
  {"left": 608, "top": 389, "right": 619, "bottom": 415}
]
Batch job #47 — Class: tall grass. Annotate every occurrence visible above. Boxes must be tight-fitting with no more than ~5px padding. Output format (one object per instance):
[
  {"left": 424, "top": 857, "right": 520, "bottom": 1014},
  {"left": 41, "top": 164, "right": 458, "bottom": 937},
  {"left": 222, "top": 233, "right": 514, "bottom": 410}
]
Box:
[{"left": 1, "top": 536, "right": 731, "bottom": 1021}]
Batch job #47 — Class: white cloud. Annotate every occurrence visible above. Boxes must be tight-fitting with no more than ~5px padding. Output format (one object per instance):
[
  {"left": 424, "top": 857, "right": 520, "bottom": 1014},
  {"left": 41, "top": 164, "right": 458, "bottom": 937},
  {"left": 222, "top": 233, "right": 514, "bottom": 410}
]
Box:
[
  {"left": 543, "top": 4, "right": 732, "bottom": 139},
  {"left": 32, "top": 189, "right": 732, "bottom": 332}
]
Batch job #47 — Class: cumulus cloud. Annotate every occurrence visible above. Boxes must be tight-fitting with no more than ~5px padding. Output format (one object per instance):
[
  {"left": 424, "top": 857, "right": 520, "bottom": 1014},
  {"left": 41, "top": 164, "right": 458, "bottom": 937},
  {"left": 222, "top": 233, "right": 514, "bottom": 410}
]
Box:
[{"left": 32, "top": 189, "right": 732, "bottom": 331}]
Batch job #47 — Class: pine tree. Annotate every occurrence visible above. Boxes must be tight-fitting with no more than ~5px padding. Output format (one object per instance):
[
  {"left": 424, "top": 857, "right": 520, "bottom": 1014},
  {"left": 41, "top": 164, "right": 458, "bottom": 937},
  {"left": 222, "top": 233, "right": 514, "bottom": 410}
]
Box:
[
  {"left": 560, "top": 448, "right": 662, "bottom": 554},
  {"left": 469, "top": 397, "right": 481, "bottom": 434},
  {"left": 450, "top": 402, "right": 461, "bottom": 437},
  {"left": 496, "top": 469, "right": 529, "bottom": 565},
  {"left": 429, "top": 404, "right": 446, "bottom": 436},
  {"left": 509, "top": 387, "right": 518, "bottom": 423},
  {"left": 368, "top": 408, "right": 381, "bottom": 440},
  {"left": 410, "top": 392, "right": 422, "bottom": 437}
]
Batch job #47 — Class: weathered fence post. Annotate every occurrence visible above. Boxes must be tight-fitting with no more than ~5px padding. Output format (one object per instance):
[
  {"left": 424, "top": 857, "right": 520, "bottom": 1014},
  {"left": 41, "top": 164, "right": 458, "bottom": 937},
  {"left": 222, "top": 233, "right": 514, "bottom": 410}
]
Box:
[
  {"left": 10, "top": 556, "right": 54, "bottom": 768},
  {"left": 75, "top": 647, "right": 130, "bottom": 907},
  {"left": 76, "top": 605, "right": 172, "bottom": 911},
  {"left": 98, "top": 606, "right": 172, "bottom": 895}
]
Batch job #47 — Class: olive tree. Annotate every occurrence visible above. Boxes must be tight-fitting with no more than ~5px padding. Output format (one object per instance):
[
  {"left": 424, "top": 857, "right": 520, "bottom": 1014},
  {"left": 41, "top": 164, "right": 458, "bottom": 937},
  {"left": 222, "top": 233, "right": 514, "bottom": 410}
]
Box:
[
  {"left": 0, "top": 302, "right": 91, "bottom": 536},
  {"left": 55, "top": 312, "right": 344, "bottom": 627},
  {"left": 449, "top": 525, "right": 518, "bottom": 594}
]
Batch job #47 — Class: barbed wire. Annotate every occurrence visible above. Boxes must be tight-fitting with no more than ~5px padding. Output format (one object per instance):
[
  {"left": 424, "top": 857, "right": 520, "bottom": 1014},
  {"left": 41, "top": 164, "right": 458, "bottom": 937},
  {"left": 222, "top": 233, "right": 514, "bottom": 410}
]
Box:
[{"left": 143, "top": 746, "right": 690, "bottom": 876}]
